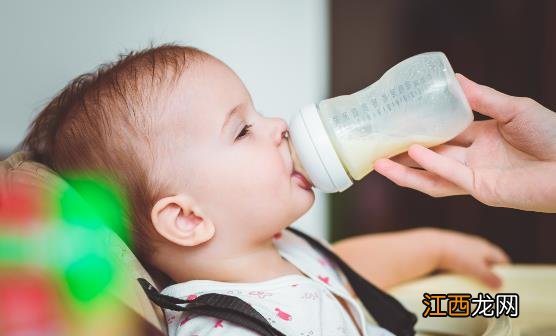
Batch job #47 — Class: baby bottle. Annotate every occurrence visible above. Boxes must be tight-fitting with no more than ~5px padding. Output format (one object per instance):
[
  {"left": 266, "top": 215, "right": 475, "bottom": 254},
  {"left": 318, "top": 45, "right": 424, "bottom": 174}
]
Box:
[{"left": 288, "top": 52, "right": 473, "bottom": 193}]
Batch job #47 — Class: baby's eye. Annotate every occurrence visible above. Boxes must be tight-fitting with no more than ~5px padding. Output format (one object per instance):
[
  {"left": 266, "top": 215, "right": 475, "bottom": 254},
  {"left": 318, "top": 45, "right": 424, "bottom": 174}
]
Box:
[{"left": 235, "top": 124, "right": 252, "bottom": 141}]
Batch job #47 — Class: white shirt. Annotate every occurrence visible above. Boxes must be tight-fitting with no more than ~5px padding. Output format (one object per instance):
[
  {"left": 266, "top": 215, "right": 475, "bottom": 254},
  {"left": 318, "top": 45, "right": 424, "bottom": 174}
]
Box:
[{"left": 162, "top": 229, "right": 393, "bottom": 336}]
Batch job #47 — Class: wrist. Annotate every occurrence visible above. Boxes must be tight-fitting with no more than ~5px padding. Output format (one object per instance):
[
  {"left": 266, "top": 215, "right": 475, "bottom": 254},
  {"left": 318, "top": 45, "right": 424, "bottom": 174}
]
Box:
[{"left": 409, "top": 227, "right": 447, "bottom": 271}]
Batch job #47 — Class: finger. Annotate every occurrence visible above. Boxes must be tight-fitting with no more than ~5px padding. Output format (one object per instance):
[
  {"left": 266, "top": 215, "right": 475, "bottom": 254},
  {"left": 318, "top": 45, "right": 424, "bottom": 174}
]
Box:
[
  {"left": 430, "top": 144, "right": 467, "bottom": 164},
  {"left": 389, "top": 152, "right": 420, "bottom": 168},
  {"left": 456, "top": 73, "right": 518, "bottom": 123},
  {"left": 472, "top": 263, "right": 503, "bottom": 289},
  {"left": 374, "top": 158, "right": 466, "bottom": 197},
  {"left": 408, "top": 144, "right": 474, "bottom": 192},
  {"left": 486, "top": 245, "right": 511, "bottom": 265},
  {"left": 454, "top": 255, "right": 503, "bottom": 289},
  {"left": 390, "top": 144, "right": 467, "bottom": 168}
]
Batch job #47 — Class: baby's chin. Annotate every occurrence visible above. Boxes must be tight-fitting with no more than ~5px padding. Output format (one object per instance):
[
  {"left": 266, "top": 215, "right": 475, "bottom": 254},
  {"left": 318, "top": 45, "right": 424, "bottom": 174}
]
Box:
[
  {"left": 289, "top": 187, "right": 316, "bottom": 220},
  {"left": 264, "top": 198, "right": 315, "bottom": 242}
]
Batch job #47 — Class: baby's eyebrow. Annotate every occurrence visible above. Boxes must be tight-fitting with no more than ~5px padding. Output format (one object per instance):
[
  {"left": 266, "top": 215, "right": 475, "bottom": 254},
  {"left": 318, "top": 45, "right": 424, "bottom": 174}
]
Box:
[{"left": 221, "top": 104, "right": 241, "bottom": 133}]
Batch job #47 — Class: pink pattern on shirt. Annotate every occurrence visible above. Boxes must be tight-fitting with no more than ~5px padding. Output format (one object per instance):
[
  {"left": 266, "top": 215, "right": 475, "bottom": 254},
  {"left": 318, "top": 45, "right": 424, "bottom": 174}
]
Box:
[
  {"left": 318, "top": 275, "right": 330, "bottom": 284},
  {"left": 275, "top": 307, "right": 292, "bottom": 321},
  {"left": 318, "top": 257, "right": 331, "bottom": 267},
  {"left": 179, "top": 315, "right": 191, "bottom": 326},
  {"left": 249, "top": 290, "right": 273, "bottom": 299}
]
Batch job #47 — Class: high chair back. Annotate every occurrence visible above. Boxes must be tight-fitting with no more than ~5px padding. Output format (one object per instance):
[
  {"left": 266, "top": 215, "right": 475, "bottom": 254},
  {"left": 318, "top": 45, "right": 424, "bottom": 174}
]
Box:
[{"left": 0, "top": 151, "right": 167, "bottom": 334}]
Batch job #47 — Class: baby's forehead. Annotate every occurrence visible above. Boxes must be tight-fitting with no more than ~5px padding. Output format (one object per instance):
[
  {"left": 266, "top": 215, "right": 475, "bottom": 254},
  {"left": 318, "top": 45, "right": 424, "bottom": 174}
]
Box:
[{"left": 160, "top": 58, "right": 251, "bottom": 137}]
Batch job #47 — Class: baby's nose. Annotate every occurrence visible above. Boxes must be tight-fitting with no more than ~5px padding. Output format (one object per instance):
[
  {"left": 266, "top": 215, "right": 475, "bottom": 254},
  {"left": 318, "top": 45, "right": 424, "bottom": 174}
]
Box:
[{"left": 271, "top": 118, "right": 288, "bottom": 144}]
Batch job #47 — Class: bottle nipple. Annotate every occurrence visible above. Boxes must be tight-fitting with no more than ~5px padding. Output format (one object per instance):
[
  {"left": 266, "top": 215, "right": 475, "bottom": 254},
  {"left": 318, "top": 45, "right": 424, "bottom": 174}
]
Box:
[{"left": 286, "top": 131, "right": 312, "bottom": 185}]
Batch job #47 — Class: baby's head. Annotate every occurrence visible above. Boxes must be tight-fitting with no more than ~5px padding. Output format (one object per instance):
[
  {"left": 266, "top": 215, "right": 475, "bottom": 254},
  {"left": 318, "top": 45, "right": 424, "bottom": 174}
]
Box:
[{"left": 23, "top": 45, "right": 314, "bottom": 280}]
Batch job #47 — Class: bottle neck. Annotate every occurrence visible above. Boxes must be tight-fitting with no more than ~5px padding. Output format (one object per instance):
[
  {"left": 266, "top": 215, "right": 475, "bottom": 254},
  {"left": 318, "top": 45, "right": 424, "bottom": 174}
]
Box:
[{"left": 286, "top": 133, "right": 312, "bottom": 184}]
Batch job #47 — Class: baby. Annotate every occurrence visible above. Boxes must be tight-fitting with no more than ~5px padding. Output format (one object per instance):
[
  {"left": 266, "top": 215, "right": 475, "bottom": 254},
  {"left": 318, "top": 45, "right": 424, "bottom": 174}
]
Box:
[{"left": 22, "top": 45, "right": 508, "bottom": 335}]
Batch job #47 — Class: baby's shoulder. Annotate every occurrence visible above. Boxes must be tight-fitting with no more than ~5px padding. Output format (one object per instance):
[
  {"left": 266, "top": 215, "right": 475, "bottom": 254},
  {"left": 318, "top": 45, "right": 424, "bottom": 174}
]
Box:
[
  {"left": 163, "top": 276, "right": 334, "bottom": 336},
  {"left": 167, "top": 313, "right": 261, "bottom": 336},
  {"left": 273, "top": 228, "right": 351, "bottom": 292},
  {"left": 272, "top": 228, "right": 334, "bottom": 259}
]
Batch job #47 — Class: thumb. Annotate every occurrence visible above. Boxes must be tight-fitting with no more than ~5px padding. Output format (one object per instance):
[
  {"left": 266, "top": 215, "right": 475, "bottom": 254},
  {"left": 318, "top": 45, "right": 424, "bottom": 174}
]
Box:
[{"left": 456, "top": 73, "right": 519, "bottom": 123}]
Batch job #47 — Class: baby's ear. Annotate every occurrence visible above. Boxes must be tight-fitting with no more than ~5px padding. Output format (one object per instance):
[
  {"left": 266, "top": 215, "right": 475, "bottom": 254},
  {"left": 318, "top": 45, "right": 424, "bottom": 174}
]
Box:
[{"left": 151, "top": 194, "right": 215, "bottom": 247}]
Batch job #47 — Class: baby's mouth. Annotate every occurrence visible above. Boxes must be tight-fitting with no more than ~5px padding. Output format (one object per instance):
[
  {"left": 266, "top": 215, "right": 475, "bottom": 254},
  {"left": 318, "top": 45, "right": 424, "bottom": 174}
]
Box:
[
  {"left": 292, "top": 170, "right": 313, "bottom": 191},
  {"left": 285, "top": 131, "right": 313, "bottom": 190}
]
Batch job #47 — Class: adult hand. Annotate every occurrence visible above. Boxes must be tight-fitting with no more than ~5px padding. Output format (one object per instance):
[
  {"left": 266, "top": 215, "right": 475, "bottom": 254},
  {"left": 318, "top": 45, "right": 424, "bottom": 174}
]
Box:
[{"left": 375, "top": 74, "right": 556, "bottom": 213}]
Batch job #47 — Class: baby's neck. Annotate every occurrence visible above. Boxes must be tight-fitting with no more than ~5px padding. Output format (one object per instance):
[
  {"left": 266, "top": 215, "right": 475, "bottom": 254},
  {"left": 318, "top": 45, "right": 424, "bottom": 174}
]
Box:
[{"left": 167, "top": 239, "right": 305, "bottom": 284}]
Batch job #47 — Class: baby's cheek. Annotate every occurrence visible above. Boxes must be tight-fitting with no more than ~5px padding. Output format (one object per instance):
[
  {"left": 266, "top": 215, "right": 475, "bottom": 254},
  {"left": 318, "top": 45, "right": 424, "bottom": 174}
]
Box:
[
  {"left": 262, "top": 156, "right": 288, "bottom": 184},
  {"left": 219, "top": 151, "right": 286, "bottom": 197}
]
